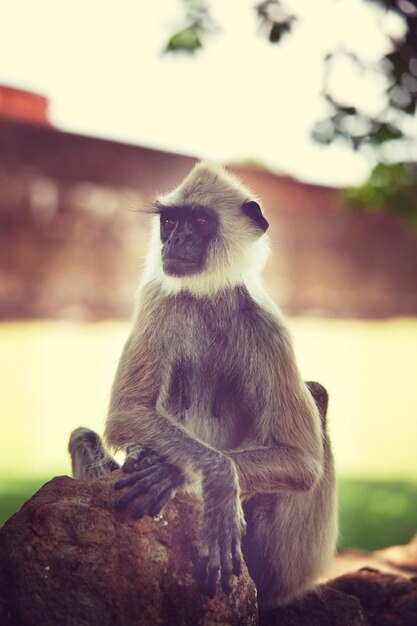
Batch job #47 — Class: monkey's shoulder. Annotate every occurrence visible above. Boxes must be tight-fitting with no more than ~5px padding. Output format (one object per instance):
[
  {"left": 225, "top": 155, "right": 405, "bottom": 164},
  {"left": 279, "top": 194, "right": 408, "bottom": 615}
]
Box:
[{"left": 135, "top": 283, "right": 288, "bottom": 363}]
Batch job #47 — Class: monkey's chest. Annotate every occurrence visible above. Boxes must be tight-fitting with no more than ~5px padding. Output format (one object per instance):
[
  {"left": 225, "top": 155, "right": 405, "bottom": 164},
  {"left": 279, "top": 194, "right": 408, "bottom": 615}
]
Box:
[
  {"left": 158, "top": 295, "right": 256, "bottom": 450},
  {"left": 163, "top": 356, "right": 251, "bottom": 451}
]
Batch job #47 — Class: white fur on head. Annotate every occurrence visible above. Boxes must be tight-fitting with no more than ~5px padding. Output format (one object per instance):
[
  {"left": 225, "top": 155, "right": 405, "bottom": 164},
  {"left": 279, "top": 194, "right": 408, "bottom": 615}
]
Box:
[{"left": 142, "top": 162, "right": 270, "bottom": 297}]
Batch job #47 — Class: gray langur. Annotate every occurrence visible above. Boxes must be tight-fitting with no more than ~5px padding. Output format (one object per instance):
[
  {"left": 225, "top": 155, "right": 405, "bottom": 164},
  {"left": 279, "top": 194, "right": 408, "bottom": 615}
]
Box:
[{"left": 69, "top": 163, "right": 337, "bottom": 611}]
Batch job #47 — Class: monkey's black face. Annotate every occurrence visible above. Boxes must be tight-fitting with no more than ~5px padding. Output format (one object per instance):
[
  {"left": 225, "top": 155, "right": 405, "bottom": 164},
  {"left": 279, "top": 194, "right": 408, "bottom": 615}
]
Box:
[{"left": 159, "top": 206, "right": 218, "bottom": 276}]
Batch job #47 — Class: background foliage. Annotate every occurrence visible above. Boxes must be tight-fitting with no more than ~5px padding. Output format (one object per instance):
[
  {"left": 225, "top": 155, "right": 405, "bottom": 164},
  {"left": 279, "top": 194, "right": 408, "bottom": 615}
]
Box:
[{"left": 167, "top": 0, "right": 417, "bottom": 226}]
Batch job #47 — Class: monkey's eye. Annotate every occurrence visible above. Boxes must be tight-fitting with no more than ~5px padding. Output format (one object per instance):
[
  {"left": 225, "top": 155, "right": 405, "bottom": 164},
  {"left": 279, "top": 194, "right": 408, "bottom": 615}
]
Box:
[
  {"left": 193, "top": 216, "right": 209, "bottom": 227},
  {"left": 162, "top": 216, "right": 177, "bottom": 231}
]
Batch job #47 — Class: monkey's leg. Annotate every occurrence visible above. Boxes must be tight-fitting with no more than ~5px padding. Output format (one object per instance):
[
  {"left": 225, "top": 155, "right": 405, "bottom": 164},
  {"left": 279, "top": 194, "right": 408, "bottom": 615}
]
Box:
[
  {"left": 69, "top": 427, "right": 119, "bottom": 479},
  {"left": 305, "top": 381, "right": 328, "bottom": 428}
]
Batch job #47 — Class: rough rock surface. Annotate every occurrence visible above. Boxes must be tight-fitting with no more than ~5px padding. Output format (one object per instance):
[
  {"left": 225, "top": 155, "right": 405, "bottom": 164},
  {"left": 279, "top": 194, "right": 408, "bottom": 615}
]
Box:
[
  {"left": 259, "top": 567, "right": 417, "bottom": 626},
  {"left": 329, "top": 568, "right": 417, "bottom": 626},
  {"left": 375, "top": 532, "right": 417, "bottom": 574},
  {"left": 1, "top": 473, "right": 417, "bottom": 626},
  {"left": 329, "top": 542, "right": 417, "bottom": 580},
  {"left": 260, "top": 584, "right": 369, "bottom": 625},
  {"left": 0, "top": 472, "right": 257, "bottom": 626}
]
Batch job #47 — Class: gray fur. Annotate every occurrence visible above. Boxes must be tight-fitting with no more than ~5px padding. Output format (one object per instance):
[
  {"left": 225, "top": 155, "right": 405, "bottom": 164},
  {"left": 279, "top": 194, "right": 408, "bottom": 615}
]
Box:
[
  {"left": 69, "top": 427, "right": 119, "bottom": 479},
  {"left": 69, "top": 163, "right": 337, "bottom": 610}
]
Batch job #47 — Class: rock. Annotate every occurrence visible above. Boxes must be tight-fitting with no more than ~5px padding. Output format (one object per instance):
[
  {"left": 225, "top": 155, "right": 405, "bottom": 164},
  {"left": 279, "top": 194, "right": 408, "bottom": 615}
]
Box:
[
  {"left": 2, "top": 474, "right": 417, "bottom": 626},
  {"left": 0, "top": 472, "right": 257, "bottom": 626},
  {"left": 329, "top": 568, "right": 417, "bottom": 626},
  {"left": 375, "top": 533, "right": 417, "bottom": 574},
  {"left": 329, "top": 547, "right": 417, "bottom": 580},
  {"left": 259, "top": 567, "right": 417, "bottom": 626},
  {"left": 259, "top": 585, "right": 369, "bottom": 626}
]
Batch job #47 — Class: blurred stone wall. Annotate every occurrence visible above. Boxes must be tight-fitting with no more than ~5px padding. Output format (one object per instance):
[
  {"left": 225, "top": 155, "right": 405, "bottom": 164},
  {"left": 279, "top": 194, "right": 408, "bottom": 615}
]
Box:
[
  {"left": 1, "top": 118, "right": 416, "bottom": 320},
  {"left": 0, "top": 118, "right": 196, "bottom": 319},
  {"left": 233, "top": 167, "right": 417, "bottom": 318}
]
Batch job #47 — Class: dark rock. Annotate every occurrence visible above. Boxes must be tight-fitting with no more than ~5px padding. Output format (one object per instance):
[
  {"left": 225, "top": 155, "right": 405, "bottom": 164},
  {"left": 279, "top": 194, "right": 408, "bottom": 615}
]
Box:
[
  {"left": 375, "top": 533, "right": 417, "bottom": 574},
  {"left": 2, "top": 472, "right": 417, "bottom": 626},
  {"left": 0, "top": 472, "right": 257, "bottom": 626},
  {"left": 260, "top": 584, "right": 369, "bottom": 626},
  {"left": 329, "top": 548, "right": 416, "bottom": 580},
  {"left": 329, "top": 568, "right": 417, "bottom": 626},
  {"left": 330, "top": 544, "right": 417, "bottom": 581}
]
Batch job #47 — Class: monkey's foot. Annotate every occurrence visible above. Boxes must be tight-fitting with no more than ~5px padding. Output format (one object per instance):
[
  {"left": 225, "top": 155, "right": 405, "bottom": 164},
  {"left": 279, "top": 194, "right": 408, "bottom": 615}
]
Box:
[
  {"left": 69, "top": 427, "right": 119, "bottom": 479},
  {"left": 200, "top": 497, "right": 246, "bottom": 597},
  {"left": 199, "top": 460, "right": 246, "bottom": 597}
]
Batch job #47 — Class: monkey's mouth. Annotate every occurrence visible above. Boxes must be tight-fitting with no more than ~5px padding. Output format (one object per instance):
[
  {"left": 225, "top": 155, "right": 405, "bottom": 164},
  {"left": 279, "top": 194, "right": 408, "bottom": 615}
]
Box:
[
  {"left": 166, "top": 254, "right": 197, "bottom": 263},
  {"left": 163, "top": 254, "right": 202, "bottom": 276}
]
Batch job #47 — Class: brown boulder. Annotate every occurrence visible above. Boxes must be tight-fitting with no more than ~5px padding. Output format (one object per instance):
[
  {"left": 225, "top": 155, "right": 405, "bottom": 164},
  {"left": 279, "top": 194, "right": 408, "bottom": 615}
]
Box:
[
  {"left": 329, "top": 568, "right": 417, "bottom": 626},
  {"left": 0, "top": 472, "right": 257, "bottom": 626},
  {"left": 259, "top": 567, "right": 417, "bottom": 625},
  {"left": 2, "top": 472, "right": 417, "bottom": 626},
  {"left": 375, "top": 533, "right": 417, "bottom": 574},
  {"left": 260, "top": 585, "right": 369, "bottom": 626}
]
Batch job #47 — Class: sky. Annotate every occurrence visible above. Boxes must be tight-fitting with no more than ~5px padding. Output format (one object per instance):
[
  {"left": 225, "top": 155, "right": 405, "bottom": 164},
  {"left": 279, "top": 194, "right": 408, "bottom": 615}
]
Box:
[{"left": 0, "top": 0, "right": 404, "bottom": 186}]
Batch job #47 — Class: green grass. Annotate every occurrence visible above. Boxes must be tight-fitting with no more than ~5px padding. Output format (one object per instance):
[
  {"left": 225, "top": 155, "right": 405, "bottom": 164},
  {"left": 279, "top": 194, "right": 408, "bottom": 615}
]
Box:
[
  {"left": 0, "top": 478, "right": 47, "bottom": 527},
  {"left": 338, "top": 478, "right": 417, "bottom": 550}
]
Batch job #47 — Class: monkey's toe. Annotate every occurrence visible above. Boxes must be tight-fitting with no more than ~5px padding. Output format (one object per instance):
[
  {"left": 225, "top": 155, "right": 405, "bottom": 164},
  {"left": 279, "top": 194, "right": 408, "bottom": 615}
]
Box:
[{"left": 68, "top": 427, "right": 101, "bottom": 453}]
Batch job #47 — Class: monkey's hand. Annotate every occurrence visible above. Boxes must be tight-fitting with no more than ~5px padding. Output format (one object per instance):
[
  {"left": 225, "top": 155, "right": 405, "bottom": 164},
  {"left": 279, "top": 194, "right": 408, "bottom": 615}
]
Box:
[
  {"left": 200, "top": 456, "right": 246, "bottom": 597},
  {"left": 114, "top": 445, "right": 184, "bottom": 518},
  {"left": 121, "top": 444, "right": 160, "bottom": 474}
]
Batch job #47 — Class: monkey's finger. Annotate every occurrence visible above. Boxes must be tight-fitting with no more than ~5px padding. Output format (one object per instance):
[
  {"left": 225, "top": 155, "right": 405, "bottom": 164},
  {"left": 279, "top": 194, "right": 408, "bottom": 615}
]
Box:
[
  {"left": 131, "top": 493, "right": 159, "bottom": 520},
  {"left": 114, "top": 465, "right": 161, "bottom": 490},
  {"left": 140, "top": 451, "right": 163, "bottom": 469},
  {"left": 114, "top": 473, "right": 142, "bottom": 490},
  {"left": 123, "top": 445, "right": 154, "bottom": 473},
  {"left": 220, "top": 538, "right": 233, "bottom": 594},
  {"left": 120, "top": 465, "right": 172, "bottom": 495},
  {"left": 146, "top": 477, "right": 172, "bottom": 500},
  {"left": 148, "top": 486, "right": 173, "bottom": 517},
  {"left": 197, "top": 554, "right": 209, "bottom": 592},
  {"left": 131, "top": 478, "right": 172, "bottom": 519},
  {"left": 206, "top": 542, "right": 221, "bottom": 598},
  {"left": 122, "top": 447, "right": 140, "bottom": 470},
  {"left": 136, "top": 463, "right": 169, "bottom": 480},
  {"left": 231, "top": 537, "right": 244, "bottom": 577},
  {"left": 207, "top": 563, "right": 220, "bottom": 598},
  {"left": 114, "top": 482, "right": 148, "bottom": 511},
  {"left": 122, "top": 456, "right": 142, "bottom": 473},
  {"left": 129, "top": 466, "right": 171, "bottom": 491},
  {"left": 131, "top": 500, "right": 148, "bottom": 520}
]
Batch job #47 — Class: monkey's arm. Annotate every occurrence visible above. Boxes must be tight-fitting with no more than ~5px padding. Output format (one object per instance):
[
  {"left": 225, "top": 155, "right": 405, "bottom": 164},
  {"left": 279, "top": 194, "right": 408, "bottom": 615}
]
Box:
[
  {"left": 107, "top": 403, "right": 246, "bottom": 594},
  {"left": 225, "top": 412, "right": 324, "bottom": 497},
  {"left": 226, "top": 381, "right": 328, "bottom": 497},
  {"left": 226, "top": 320, "right": 326, "bottom": 498},
  {"left": 105, "top": 336, "right": 246, "bottom": 595},
  {"left": 106, "top": 332, "right": 236, "bottom": 482},
  {"left": 224, "top": 444, "right": 320, "bottom": 497}
]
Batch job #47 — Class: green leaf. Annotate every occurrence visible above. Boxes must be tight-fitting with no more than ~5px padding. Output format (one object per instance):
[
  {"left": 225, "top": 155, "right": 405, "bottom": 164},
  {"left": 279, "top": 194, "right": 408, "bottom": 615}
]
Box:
[
  {"left": 165, "top": 24, "right": 203, "bottom": 53},
  {"left": 344, "top": 162, "right": 417, "bottom": 228},
  {"left": 369, "top": 122, "right": 404, "bottom": 144}
]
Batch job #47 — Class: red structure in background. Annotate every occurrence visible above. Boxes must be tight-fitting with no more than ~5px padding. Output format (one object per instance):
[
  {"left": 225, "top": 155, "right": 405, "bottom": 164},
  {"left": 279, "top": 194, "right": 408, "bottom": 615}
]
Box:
[
  {"left": 0, "top": 85, "right": 51, "bottom": 127},
  {"left": 0, "top": 85, "right": 416, "bottom": 320}
]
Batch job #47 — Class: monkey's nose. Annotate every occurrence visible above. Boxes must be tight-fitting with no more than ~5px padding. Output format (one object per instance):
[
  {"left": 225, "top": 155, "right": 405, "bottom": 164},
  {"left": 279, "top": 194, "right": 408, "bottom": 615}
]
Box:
[{"left": 171, "top": 231, "right": 187, "bottom": 246}]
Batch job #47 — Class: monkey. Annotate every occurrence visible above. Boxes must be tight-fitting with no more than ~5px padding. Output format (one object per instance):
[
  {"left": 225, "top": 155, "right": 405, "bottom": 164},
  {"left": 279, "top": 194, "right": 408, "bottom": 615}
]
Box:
[{"left": 69, "top": 163, "right": 337, "bottom": 612}]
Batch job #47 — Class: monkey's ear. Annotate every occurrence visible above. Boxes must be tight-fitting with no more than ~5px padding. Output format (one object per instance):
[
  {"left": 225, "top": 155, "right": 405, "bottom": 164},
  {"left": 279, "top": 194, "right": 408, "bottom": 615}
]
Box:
[{"left": 241, "top": 201, "right": 269, "bottom": 233}]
